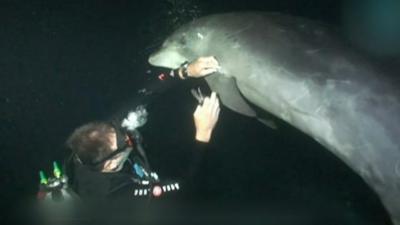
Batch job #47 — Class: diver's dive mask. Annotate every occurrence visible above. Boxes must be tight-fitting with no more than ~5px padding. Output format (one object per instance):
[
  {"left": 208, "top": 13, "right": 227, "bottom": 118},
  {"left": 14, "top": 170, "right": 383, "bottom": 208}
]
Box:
[{"left": 84, "top": 127, "right": 133, "bottom": 168}]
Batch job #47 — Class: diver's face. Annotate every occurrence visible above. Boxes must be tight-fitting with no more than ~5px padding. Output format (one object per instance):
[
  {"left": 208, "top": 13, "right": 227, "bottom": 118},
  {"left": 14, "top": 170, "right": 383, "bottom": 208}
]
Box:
[{"left": 109, "top": 131, "right": 118, "bottom": 151}]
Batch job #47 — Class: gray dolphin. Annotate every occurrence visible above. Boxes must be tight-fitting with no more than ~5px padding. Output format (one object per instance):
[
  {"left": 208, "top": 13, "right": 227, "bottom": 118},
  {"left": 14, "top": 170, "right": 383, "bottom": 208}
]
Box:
[{"left": 149, "top": 12, "right": 400, "bottom": 224}]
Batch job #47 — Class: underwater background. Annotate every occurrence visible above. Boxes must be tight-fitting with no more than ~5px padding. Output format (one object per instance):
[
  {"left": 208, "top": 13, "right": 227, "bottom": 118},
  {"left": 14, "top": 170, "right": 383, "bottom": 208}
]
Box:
[{"left": 1, "top": 0, "right": 399, "bottom": 224}]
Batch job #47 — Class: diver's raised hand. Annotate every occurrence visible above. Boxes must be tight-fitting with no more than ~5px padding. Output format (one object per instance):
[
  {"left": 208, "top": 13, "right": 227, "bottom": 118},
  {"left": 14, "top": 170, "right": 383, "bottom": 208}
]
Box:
[
  {"left": 187, "top": 56, "right": 220, "bottom": 78},
  {"left": 193, "top": 92, "right": 220, "bottom": 143}
]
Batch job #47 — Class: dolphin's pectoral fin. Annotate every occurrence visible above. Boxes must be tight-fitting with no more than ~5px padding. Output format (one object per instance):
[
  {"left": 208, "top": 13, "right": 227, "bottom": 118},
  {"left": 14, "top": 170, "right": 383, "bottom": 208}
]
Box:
[
  {"left": 205, "top": 73, "right": 257, "bottom": 117},
  {"left": 205, "top": 73, "right": 279, "bottom": 129}
]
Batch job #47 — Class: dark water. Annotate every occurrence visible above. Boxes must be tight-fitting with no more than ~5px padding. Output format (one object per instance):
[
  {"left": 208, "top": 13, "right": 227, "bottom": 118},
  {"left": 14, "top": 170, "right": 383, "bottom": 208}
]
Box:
[{"left": 1, "top": 0, "right": 399, "bottom": 224}]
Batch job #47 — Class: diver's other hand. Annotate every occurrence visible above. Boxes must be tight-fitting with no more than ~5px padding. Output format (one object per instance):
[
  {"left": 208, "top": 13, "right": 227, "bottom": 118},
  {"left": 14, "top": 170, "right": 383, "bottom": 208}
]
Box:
[
  {"left": 193, "top": 92, "right": 220, "bottom": 143},
  {"left": 187, "top": 56, "right": 220, "bottom": 78}
]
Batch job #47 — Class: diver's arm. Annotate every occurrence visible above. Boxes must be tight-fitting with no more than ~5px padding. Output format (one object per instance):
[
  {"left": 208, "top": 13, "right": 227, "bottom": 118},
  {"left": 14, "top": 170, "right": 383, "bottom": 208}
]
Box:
[
  {"left": 115, "top": 56, "right": 219, "bottom": 107},
  {"left": 184, "top": 92, "right": 220, "bottom": 179},
  {"left": 109, "top": 57, "right": 219, "bottom": 130}
]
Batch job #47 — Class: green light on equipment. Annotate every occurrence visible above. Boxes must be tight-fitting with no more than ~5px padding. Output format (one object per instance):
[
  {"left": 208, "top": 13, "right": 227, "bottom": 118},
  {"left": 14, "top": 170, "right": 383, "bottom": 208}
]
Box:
[
  {"left": 53, "top": 161, "right": 61, "bottom": 178},
  {"left": 39, "top": 171, "right": 48, "bottom": 185}
]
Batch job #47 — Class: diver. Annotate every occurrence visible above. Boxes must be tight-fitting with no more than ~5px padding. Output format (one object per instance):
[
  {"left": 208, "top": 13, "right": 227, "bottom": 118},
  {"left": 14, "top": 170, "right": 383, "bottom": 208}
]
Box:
[
  {"left": 43, "top": 57, "right": 220, "bottom": 223},
  {"left": 65, "top": 93, "right": 220, "bottom": 199}
]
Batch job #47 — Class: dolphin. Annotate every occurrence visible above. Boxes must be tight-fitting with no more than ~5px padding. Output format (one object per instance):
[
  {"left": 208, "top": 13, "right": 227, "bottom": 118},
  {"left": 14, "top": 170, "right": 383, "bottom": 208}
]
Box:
[{"left": 148, "top": 12, "right": 400, "bottom": 224}]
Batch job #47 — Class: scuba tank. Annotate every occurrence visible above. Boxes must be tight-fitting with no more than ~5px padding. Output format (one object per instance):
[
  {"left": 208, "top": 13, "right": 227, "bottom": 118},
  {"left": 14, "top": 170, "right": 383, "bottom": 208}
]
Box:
[
  {"left": 37, "top": 162, "right": 80, "bottom": 202},
  {"left": 36, "top": 161, "right": 83, "bottom": 225}
]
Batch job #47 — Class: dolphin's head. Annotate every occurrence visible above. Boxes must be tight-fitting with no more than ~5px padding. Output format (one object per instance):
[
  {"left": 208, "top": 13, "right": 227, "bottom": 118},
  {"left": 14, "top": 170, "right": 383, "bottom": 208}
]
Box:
[
  {"left": 149, "top": 23, "right": 212, "bottom": 69},
  {"left": 148, "top": 37, "right": 188, "bottom": 69}
]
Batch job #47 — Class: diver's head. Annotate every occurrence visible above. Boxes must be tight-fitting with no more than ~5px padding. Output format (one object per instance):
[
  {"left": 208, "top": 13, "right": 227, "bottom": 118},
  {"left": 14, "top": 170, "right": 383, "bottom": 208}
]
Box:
[{"left": 66, "top": 122, "right": 133, "bottom": 172}]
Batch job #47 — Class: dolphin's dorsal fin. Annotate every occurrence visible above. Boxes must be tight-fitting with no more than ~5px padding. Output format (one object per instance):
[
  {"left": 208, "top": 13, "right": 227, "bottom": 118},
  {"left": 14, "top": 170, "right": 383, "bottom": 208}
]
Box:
[{"left": 205, "top": 73, "right": 256, "bottom": 117}]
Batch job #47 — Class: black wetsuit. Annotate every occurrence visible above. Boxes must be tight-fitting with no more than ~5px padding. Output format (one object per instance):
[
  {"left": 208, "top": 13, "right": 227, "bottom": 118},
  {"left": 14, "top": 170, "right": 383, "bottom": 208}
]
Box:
[{"left": 71, "top": 140, "right": 207, "bottom": 200}]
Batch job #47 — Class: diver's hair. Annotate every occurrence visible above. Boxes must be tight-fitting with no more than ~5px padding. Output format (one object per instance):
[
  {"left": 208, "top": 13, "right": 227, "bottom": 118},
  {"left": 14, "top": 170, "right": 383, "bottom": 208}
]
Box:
[{"left": 66, "top": 122, "right": 115, "bottom": 170}]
